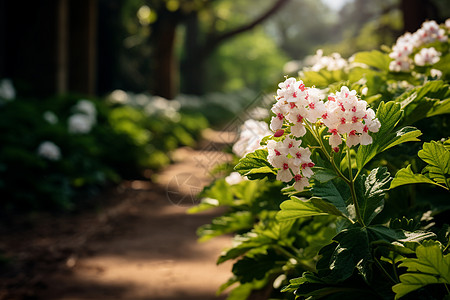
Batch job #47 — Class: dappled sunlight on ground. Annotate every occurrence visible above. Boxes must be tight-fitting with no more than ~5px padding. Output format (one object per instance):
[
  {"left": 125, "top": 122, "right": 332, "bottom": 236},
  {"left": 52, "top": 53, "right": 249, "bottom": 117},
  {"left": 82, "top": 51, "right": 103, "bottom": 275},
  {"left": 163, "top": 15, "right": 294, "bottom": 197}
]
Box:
[{"left": 32, "top": 144, "right": 234, "bottom": 300}]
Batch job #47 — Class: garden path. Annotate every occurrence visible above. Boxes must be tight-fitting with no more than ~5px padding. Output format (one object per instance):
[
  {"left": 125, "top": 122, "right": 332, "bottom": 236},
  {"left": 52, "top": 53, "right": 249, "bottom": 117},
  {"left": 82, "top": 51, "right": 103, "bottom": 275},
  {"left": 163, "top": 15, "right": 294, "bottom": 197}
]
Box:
[{"left": 1, "top": 130, "right": 237, "bottom": 300}]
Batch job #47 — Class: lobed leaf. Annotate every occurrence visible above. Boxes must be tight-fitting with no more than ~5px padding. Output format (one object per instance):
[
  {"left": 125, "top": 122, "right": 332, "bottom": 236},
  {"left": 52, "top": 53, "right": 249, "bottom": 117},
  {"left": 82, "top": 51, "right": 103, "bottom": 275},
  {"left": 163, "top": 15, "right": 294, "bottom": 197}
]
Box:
[
  {"left": 356, "top": 101, "right": 422, "bottom": 171},
  {"left": 234, "top": 149, "right": 276, "bottom": 180},
  {"left": 396, "top": 81, "right": 450, "bottom": 125},
  {"left": 311, "top": 178, "right": 351, "bottom": 218},
  {"left": 355, "top": 167, "right": 391, "bottom": 225},
  {"left": 391, "top": 141, "right": 450, "bottom": 190},
  {"left": 390, "top": 165, "right": 438, "bottom": 189},
  {"left": 276, "top": 197, "right": 331, "bottom": 221},
  {"left": 392, "top": 241, "right": 450, "bottom": 299},
  {"left": 352, "top": 50, "right": 391, "bottom": 71}
]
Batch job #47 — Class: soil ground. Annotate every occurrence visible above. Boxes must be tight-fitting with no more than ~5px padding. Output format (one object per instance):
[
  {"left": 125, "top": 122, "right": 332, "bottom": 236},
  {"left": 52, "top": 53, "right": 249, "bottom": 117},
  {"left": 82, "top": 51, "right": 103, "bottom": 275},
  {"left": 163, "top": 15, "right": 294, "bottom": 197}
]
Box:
[{"left": 0, "top": 132, "right": 236, "bottom": 300}]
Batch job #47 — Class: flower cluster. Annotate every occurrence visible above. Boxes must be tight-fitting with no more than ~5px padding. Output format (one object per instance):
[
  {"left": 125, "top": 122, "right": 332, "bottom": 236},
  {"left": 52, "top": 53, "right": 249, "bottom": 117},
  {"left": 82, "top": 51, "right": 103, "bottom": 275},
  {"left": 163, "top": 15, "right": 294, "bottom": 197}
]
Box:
[
  {"left": 305, "top": 49, "right": 348, "bottom": 72},
  {"left": 414, "top": 47, "right": 441, "bottom": 66},
  {"left": 270, "top": 77, "right": 325, "bottom": 137},
  {"left": 0, "top": 78, "right": 15, "bottom": 105},
  {"left": 267, "top": 137, "right": 314, "bottom": 191},
  {"left": 37, "top": 141, "right": 61, "bottom": 161},
  {"left": 324, "top": 86, "right": 381, "bottom": 151},
  {"left": 389, "top": 20, "right": 448, "bottom": 72},
  {"left": 266, "top": 78, "right": 380, "bottom": 191},
  {"left": 68, "top": 99, "right": 97, "bottom": 134},
  {"left": 232, "top": 119, "right": 271, "bottom": 157},
  {"left": 43, "top": 111, "right": 58, "bottom": 124}
]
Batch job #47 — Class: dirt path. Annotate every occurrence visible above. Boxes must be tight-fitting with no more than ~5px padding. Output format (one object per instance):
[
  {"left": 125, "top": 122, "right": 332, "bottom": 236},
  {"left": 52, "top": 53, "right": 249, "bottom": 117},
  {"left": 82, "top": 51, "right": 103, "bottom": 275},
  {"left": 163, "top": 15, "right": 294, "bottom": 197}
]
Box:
[{"left": 1, "top": 132, "right": 236, "bottom": 300}]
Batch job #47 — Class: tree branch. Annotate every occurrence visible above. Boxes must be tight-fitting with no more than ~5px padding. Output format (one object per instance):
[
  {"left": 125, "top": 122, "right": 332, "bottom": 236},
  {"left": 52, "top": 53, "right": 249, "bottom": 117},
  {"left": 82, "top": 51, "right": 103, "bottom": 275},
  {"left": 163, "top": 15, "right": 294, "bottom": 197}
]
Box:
[{"left": 205, "top": 0, "right": 290, "bottom": 54}]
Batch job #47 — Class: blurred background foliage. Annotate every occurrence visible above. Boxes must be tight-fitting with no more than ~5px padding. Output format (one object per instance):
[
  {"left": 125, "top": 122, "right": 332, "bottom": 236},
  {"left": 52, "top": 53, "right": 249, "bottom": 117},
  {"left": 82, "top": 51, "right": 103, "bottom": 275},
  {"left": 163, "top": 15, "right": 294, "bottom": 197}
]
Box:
[
  {"left": 0, "top": 0, "right": 449, "bottom": 213},
  {"left": 115, "top": 0, "right": 449, "bottom": 98}
]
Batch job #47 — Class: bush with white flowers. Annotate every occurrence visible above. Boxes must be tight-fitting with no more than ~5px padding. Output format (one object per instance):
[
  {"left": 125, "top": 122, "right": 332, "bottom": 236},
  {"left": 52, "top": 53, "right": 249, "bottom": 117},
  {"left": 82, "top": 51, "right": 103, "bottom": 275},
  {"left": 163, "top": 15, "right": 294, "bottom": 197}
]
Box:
[
  {"left": 191, "top": 18, "right": 450, "bottom": 300},
  {"left": 0, "top": 91, "right": 208, "bottom": 212}
]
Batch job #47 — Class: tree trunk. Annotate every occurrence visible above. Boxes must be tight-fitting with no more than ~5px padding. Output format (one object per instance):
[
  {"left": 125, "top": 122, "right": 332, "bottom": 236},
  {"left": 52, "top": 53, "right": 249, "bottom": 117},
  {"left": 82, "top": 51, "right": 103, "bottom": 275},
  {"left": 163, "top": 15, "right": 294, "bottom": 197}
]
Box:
[
  {"left": 180, "top": 0, "right": 290, "bottom": 96},
  {"left": 181, "top": 11, "right": 204, "bottom": 95},
  {"left": 400, "top": 0, "right": 438, "bottom": 33},
  {"left": 153, "top": 13, "right": 179, "bottom": 99}
]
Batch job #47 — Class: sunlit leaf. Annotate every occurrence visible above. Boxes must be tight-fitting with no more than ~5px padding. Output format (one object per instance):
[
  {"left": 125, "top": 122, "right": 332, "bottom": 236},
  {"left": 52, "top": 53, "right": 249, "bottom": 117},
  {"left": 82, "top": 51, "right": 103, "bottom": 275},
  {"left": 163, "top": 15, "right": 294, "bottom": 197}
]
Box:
[
  {"left": 396, "top": 81, "right": 450, "bottom": 125},
  {"left": 276, "top": 197, "right": 330, "bottom": 221},
  {"left": 234, "top": 149, "right": 276, "bottom": 180},
  {"left": 391, "top": 141, "right": 450, "bottom": 190},
  {"left": 390, "top": 165, "right": 438, "bottom": 189},
  {"left": 392, "top": 241, "right": 450, "bottom": 299},
  {"left": 356, "top": 101, "right": 422, "bottom": 171},
  {"left": 352, "top": 50, "right": 391, "bottom": 71},
  {"left": 197, "top": 211, "right": 253, "bottom": 242}
]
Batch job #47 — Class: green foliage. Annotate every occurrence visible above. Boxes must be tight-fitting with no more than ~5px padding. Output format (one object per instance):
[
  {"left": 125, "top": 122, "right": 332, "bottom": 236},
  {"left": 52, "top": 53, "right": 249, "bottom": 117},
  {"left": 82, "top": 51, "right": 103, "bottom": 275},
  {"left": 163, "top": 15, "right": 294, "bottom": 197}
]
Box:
[
  {"left": 392, "top": 241, "right": 450, "bottom": 299},
  {"left": 355, "top": 167, "right": 391, "bottom": 225},
  {"left": 353, "top": 50, "right": 391, "bottom": 72},
  {"left": 234, "top": 149, "right": 277, "bottom": 180},
  {"left": 356, "top": 101, "right": 422, "bottom": 171},
  {"left": 391, "top": 140, "right": 450, "bottom": 191},
  {"left": 206, "top": 27, "right": 289, "bottom": 93},
  {"left": 191, "top": 18, "right": 450, "bottom": 300},
  {"left": 0, "top": 93, "right": 208, "bottom": 212}
]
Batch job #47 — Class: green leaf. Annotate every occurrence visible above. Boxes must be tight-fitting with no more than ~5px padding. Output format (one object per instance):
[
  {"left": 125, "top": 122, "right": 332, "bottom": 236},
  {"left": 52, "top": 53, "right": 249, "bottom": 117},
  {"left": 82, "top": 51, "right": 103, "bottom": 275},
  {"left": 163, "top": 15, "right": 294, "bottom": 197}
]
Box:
[
  {"left": 311, "top": 178, "right": 351, "bottom": 218},
  {"left": 218, "top": 218, "right": 295, "bottom": 264},
  {"left": 317, "top": 227, "right": 371, "bottom": 282},
  {"left": 355, "top": 167, "right": 391, "bottom": 225},
  {"left": 366, "top": 225, "right": 405, "bottom": 242},
  {"left": 390, "top": 165, "right": 438, "bottom": 189},
  {"left": 276, "top": 197, "right": 330, "bottom": 221},
  {"left": 312, "top": 168, "right": 338, "bottom": 183},
  {"left": 392, "top": 241, "right": 450, "bottom": 299},
  {"left": 419, "top": 141, "right": 450, "bottom": 184},
  {"left": 226, "top": 282, "right": 253, "bottom": 300},
  {"left": 356, "top": 101, "right": 422, "bottom": 171},
  {"left": 197, "top": 211, "right": 253, "bottom": 241},
  {"left": 391, "top": 141, "right": 450, "bottom": 190},
  {"left": 232, "top": 249, "right": 284, "bottom": 283},
  {"left": 217, "top": 233, "right": 272, "bottom": 264},
  {"left": 396, "top": 80, "right": 450, "bottom": 125},
  {"left": 427, "top": 97, "right": 450, "bottom": 118},
  {"left": 352, "top": 50, "right": 391, "bottom": 71},
  {"left": 310, "top": 197, "right": 347, "bottom": 218},
  {"left": 234, "top": 149, "right": 276, "bottom": 179}
]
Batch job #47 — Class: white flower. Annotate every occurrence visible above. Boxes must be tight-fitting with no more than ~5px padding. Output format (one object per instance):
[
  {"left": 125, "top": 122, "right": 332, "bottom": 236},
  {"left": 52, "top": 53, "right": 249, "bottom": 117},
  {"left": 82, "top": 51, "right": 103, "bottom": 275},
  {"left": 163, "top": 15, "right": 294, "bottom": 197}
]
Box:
[
  {"left": 306, "top": 49, "right": 348, "bottom": 72},
  {"left": 68, "top": 113, "right": 94, "bottom": 134},
  {"left": 0, "top": 79, "right": 15, "bottom": 100},
  {"left": 430, "top": 69, "right": 442, "bottom": 78},
  {"left": 361, "top": 87, "right": 368, "bottom": 96},
  {"left": 276, "top": 156, "right": 295, "bottom": 182},
  {"left": 446, "top": 18, "right": 450, "bottom": 30},
  {"left": 389, "top": 57, "right": 413, "bottom": 72},
  {"left": 37, "top": 141, "right": 61, "bottom": 161},
  {"left": 74, "top": 99, "right": 97, "bottom": 124},
  {"left": 414, "top": 47, "right": 441, "bottom": 66},
  {"left": 225, "top": 172, "right": 247, "bottom": 185},
  {"left": 266, "top": 136, "right": 314, "bottom": 191},
  {"left": 389, "top": 19, "right": 448, "bottom": 71},
  {"left": 324, "top": 86, "right": 379, "bottom": 149},
  {"left": 43, "top": 111, "right": 58, "bottom": 124},
  {"left": 232, "top": 119, "right": 271, "bottom": 157},
  {"left": 267, "top": 139, "right": 288, "bottom": 168},
  {"left": 293, "top": 175, "right": 309, "bottom": 191}
]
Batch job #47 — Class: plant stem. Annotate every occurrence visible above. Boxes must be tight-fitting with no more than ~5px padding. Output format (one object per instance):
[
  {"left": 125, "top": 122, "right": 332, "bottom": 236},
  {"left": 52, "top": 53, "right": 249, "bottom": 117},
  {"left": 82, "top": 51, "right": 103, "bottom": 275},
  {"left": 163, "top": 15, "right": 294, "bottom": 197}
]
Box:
[
  {"left": 304, "top": 122, "right": 349, "bottom": 184},
  {"left": 274, "top": 245, "right": 315, "bottom": 272},
  {"left": 374, "top": 256, "right": 397, "bottom": 284},
  {"left": 347, "top": 146, "right": 365, "bottom": 227}
]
